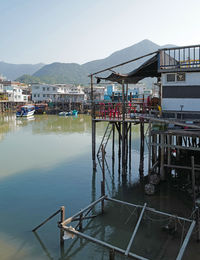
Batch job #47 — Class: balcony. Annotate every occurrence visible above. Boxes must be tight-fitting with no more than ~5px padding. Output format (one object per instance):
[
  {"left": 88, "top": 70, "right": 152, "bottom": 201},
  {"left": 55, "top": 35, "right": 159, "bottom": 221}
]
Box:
[{"left": 158, "top": 45, "right": 200, "bottom": 72}]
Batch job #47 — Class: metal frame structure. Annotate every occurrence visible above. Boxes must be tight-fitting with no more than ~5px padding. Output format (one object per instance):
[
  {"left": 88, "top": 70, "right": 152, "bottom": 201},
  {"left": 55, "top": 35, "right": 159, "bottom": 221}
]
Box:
[{"left": 59, "top": 196, "right": 195, "bottom": 260}]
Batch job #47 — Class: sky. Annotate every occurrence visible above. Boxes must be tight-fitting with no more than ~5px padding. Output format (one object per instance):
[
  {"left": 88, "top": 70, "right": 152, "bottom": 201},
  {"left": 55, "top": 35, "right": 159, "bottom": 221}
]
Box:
[{"left": 1, "top": 0, "right": 200, "bottom": 65}]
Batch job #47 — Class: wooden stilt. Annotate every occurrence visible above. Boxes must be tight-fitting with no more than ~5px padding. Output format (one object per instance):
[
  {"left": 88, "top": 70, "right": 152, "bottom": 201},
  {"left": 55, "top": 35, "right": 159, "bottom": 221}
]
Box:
[
  {"left": 148, "top": 121, "right": 152, "bottom": 176},
  {"left": 122, "top": 81, "right": 126, "bottom": 176},
  {"left": 60, "top": 206, "right": 65, "bottom": 247},
  {"left": 139, "top": 119, "right": 144, "bottom": 178},
  {"left": 91, "top": 75, "right": 96, "bottom": 170},
  {"left": 160, "top": 134, "right": 165, "bottom": 181},
  {"left": 92, "top": 120, "right": 96, "bottom": 170},
  {"left": 112, "top": 123, "right": 115, "bottom": 175},
  {"left": 118, "top": 122, "right": 121, "bottom": 175},
  {"left": 101, "top": 145, "right": 106, "bottom": 214},
  {"left": 129, "top": 123, "right": 132, "bottom": 174},
  {"left": 109, "top": 249, "right": 115, "bottom": 260}
]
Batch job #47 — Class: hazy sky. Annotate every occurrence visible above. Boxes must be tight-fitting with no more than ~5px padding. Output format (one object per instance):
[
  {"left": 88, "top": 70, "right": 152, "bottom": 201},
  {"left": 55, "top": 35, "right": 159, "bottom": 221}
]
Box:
[{"left": 1, "top": 0, "right": 200, "bottom": 64}]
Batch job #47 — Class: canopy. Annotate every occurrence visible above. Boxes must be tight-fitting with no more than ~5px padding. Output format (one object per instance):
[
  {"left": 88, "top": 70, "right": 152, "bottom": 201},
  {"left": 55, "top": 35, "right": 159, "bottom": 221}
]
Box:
[{"left": 97, "top": 53, "right": 160, "bottom": 84}]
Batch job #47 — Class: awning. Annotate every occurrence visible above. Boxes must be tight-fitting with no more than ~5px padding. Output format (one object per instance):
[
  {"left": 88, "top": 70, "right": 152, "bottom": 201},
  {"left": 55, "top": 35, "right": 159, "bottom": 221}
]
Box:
[{"left": 97, "top": 53, "right": 160, "bottom": 84}]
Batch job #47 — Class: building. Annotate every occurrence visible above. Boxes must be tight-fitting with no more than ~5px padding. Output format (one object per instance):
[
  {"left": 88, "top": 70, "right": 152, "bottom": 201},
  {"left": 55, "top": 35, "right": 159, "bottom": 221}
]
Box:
[
  {"left": 159, "top": 46, "right": 200, "bottom": 114},
  {"left": 83, "top": 86, "right": 105, "bottom": 101},
  {"left": 0, "top": 80, "right": 29, "bottom": 102},
  {"left": 31, "top": 84, "right": 87, "bottom": 103}
]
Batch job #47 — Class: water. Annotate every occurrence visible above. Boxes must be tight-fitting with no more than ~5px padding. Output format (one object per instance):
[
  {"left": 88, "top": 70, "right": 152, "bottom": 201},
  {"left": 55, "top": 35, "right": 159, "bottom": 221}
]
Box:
[{"left": 0, "top": 114, "right": 199, "bottom": 260}]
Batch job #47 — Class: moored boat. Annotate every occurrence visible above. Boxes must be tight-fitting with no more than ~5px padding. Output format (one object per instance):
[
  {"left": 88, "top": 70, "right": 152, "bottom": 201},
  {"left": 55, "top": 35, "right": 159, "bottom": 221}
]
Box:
[
  {"left": 16, "top": 105, "right": 35, "bottom": 117},
  {"left": 58, "top": 110, "right": 78, "bottom": 116}
]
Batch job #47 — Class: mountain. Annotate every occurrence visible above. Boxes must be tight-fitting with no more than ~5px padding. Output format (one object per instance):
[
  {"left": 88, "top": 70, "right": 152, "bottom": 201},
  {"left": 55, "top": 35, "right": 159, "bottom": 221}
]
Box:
[
  {"left": 33, "top": 62, "right": 89, "bottom": 84},
  {"left": 0, "top": 62, "right": 44, "bottom": 80},
  {"left": 82, "top": 39, "right": 160, "bottom": 74},
  {"left": 16, "top": 40, "right": 177, "bottom": 85}
]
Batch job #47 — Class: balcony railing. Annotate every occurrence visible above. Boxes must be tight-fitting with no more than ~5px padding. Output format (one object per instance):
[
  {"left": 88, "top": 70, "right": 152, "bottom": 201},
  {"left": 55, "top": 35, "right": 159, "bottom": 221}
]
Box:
[
  {"left": 93, "top": 98, "right": 159, "bottom": 120},
  {"left": 159, "top": 45, "right": 200, "bottom": 71}
]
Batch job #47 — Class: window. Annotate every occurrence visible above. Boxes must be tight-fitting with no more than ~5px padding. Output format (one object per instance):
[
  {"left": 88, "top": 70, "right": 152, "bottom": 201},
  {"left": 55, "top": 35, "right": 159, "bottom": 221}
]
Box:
[
  {"left": 47, "top": 94, "right": 49, "bottom": 97},
  {"left": 24, "top": 96, "right": 27, "bottom": 100},
  {"left": 47, "top": 87, "right": 50, "bottom": 91},
  {"left": 43, "top": 94, "right": 46, "bottom": 97},
  {"left": 43, "top": 87, "right": 45, "bottom": 91},
  {"left": 38, "top": 94, "right": 40, "bottom": 97},
  {"left": 53, "top": 87, "right": 56, "bottom": 91},
  {"left": 177, "top": 73, "right": 185, "bottom": 81},
  {"left": 166, "top": 74, "right": 176, "bottom": 82},
  {"left": 34, "top": 94, "right": 36, "bottom": 97}
]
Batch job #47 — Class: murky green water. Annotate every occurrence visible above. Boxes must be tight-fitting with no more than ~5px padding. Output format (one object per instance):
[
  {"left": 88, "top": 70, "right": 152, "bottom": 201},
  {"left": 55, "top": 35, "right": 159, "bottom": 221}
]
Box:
[{"left": 0, "top": 114, "right": 199, "bottom": 260}]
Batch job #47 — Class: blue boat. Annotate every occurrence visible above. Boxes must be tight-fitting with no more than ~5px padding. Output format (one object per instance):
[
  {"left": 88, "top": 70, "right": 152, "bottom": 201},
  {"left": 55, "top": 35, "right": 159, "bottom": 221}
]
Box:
[
  {"left": 16, "top": 105, "right": 35, "bottom": 117},
  {"left": 59, "top": 110, "right": 78, "bottom": 116}
]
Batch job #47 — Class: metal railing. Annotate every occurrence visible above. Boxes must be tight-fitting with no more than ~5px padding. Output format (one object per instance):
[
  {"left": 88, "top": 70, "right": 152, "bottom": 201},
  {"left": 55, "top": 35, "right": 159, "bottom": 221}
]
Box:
[
  {"left": 159, "top": 45, "right": 200, "bottom": 71},
  {"left": 93, "top": 99, "right": 157, "bottom": 120}
]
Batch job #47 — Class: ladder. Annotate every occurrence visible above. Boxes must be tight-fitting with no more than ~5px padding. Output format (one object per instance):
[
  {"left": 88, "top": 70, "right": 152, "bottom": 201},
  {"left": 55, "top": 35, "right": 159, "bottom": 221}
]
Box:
[{"left": 97, "top": 123, "right": 113, "bottom": 162}]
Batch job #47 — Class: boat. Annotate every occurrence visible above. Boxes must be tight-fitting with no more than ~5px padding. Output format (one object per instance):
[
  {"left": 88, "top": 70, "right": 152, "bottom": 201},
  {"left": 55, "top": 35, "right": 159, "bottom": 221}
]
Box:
[
  {"left": 58, "top": 110, "right": 78, "bottom": 116},
  {"left": 34, "top": 103, "right": 48, "bottom": 114},
  {"left": 16, "top": 105, "right": 35, "bottom": 117},
  {"left": 58, "top": 111, "right": 68, "bottom": 116}
]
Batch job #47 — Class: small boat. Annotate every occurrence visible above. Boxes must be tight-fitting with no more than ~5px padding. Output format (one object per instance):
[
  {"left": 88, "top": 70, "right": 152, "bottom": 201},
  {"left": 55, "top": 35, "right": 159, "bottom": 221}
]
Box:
[
  {"left": 59, "top": 111, "right": 68, "bottom": 116},
  {"left": 59, "top": 110, "right": 78, "bottom": 116},
  {"left": 16, "top": 105, "right": 35, "bottom": 117}
]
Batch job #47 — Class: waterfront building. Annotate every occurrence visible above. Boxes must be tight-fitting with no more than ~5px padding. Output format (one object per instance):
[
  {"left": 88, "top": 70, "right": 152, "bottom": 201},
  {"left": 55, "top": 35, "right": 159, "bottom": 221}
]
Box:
[
  {"left": 83, "top": 86, "right": 105, "bottom": 101},
  {"left": 0, "top": 80, "right": 29, "bottom": 102},
  {"left": 31, "top": 84, "right": 87, "bottom": 103}
]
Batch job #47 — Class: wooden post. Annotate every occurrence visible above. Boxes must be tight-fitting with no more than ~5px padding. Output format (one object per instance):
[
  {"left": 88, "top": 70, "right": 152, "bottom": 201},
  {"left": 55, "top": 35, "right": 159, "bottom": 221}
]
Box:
[
  {"left": 148, "top": 120, "right": 152, "bottom": 176},
  {"left": 92, "top": 120, "right": 96, "bottom": 170},
  {"left": 118, "top": 122, "right": 121, "bottom": 175},
  {"left": 160, "top": 133, "right": 165, "bottom": 181},
  {"left": 109, "top": 249, "right": 115, "bottom": 260},
  {"left": 79, "top": 213, "right": 83, "bottom": 231},
  {"left": 122, "top": 81, "right": 126, "bottom": 176},
  {"left": 60, "top": 206, "right": 65, "bottom": 246},
  {"left": 129, "top": 123, "right": 132, "bottom": 173},
  {"left": 91, "top": 75, "right": 96, "bottom": 170},
  {"left": 139, "top": 119, "right": 144, "bottom": 178},
  {"left": 167, "top": 135, "right": 172, "bottom": 177},
  {"left": 152, "top": 133, "right": 157, "bottom": 166},
  {"left": 112, "top": 123, "right": 115, "bottom": 174},
  {"left": 125, "top": 122, "right": 128, "bottom": 172},
  {"left": 101, "top": 145, "right": 105, "bottom": 214},
  {"left": 126, "top": 83, "right": 128, "bottom": 102}
]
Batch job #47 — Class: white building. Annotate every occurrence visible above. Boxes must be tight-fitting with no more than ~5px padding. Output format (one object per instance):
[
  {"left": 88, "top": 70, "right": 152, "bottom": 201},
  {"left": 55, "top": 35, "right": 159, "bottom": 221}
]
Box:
[
  {"left": 31, "top": 84, "right": 87, "bottom": 103},
  {"left": 3, "top": 85, "right": 29, "bottom": 102},
  {"left": 159, "top": 45, "right": 200, "bottom": 113}
]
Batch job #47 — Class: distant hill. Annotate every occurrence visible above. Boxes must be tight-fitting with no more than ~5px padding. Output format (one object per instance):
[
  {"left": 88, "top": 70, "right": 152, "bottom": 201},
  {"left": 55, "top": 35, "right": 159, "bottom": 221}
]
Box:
[
  {"left": 15, "top": 39, "right": 177, "bottom": 85},
  {"left": 33, "top": 62, "right": 89, "bottom": 84},
  {"left": 0, "top": 62, "right": 44, "bottom": 80}
]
